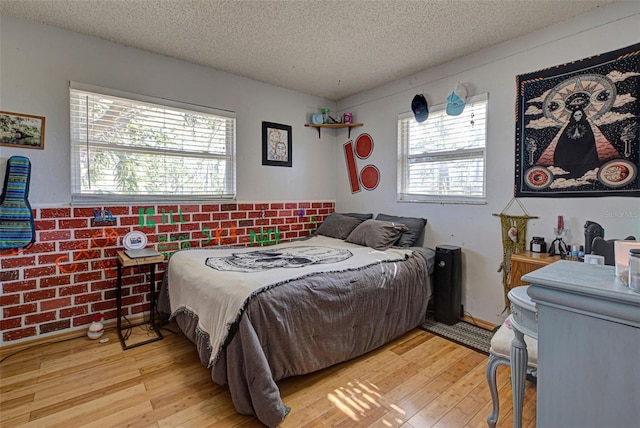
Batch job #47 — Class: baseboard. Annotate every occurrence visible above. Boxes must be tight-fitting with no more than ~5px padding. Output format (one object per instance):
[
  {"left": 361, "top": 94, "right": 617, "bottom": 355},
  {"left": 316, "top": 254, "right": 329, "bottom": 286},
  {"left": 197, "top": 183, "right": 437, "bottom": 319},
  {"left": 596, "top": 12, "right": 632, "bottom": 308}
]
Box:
[
  {"left": 0, "top": 314, "right": 147, "bottom": 360},
  {"left": 462, "top": 315, "right": 497, "bottom": 331}
]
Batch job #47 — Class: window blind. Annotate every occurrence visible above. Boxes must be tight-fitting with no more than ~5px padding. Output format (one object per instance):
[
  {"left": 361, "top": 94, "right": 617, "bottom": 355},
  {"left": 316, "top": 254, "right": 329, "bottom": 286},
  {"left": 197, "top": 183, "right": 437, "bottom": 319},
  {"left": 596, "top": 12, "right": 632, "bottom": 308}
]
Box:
[
  {"left": 397, "top": 93, "right": 488, "bottom": 203},
  {"left": 70, "top": 82, "right": 236, "bottom": 203}
]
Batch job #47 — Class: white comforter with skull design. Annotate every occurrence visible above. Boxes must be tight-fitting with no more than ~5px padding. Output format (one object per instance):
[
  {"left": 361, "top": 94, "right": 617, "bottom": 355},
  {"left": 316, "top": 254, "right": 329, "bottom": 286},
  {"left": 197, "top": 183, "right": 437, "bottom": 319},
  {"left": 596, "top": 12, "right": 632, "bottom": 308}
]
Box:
[{"left": 167, "top": 235, "right": 412, "bottom": 366}]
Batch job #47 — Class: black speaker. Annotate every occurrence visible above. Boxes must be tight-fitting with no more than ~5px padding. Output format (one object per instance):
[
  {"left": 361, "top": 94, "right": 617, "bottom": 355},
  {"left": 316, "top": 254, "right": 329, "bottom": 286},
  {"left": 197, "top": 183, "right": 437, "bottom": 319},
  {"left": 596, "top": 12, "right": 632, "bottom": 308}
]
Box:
[{"left": 434, "top": 245, "right": 462, "bottom": 325}]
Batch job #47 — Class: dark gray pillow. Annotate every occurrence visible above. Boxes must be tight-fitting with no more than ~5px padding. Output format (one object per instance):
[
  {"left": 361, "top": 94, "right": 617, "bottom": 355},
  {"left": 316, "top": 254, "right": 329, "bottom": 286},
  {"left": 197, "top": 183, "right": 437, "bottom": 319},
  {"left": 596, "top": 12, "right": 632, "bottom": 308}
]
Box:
[
  {"left": 315, "top": 213, "right": 364, "bottom": 240},
  {"left": 337, "top": 212, "right": 374, "bottom": 221},
  {"left": 375, "top": 213, "right": 426, "bottom": 247},
  {"left": 346, "top": 219, "right": 408, "bottom": 251}
]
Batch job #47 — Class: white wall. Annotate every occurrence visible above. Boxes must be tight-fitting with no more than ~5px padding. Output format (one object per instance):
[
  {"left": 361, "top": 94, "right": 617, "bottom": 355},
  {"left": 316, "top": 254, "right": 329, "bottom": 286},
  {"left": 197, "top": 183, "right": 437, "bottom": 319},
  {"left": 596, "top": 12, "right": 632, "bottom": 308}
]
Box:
[
  {"left": 335, "top": 2, "right": 640, "bottom": 324},
  {"left": 0, "top": 14, "right": 338, "bottom": 206}
]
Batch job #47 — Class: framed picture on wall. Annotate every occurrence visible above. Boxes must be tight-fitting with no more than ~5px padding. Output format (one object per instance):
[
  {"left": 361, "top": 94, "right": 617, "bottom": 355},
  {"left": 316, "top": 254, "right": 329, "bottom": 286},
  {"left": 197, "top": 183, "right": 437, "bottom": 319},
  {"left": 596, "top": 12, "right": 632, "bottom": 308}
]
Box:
[
  {"left": 0, "top": 111, "right": 46, "bottom": 150},
  {"left": 262, "top": 121, "right": 292, "bottom": 167}
]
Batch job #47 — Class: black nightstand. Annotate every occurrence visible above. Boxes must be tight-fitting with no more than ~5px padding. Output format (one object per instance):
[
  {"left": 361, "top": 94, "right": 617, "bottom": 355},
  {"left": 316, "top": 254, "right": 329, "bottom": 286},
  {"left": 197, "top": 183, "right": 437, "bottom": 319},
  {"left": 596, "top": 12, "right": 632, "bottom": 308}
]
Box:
[{"left": 116, "top": 250, "right": 165, "bottom": 350}]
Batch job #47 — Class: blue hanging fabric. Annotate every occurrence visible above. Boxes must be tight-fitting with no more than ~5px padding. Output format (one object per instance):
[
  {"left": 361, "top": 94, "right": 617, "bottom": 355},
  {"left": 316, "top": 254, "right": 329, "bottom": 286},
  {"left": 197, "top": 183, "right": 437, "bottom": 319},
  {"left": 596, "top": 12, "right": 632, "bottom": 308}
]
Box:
[{"left": 0, "top": 156, "right": 35, "bottom": 249}]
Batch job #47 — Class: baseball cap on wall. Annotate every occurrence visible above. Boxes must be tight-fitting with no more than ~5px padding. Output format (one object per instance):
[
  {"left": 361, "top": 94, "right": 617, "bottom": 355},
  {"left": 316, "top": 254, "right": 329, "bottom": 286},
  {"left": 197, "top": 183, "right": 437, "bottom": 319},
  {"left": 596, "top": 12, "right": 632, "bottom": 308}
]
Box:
[
  {"left": 446, "top": 83, "right": 467, "bottom": 116},
  {"left": 412, "top": 94, "right": 428, "bottom": 122}
]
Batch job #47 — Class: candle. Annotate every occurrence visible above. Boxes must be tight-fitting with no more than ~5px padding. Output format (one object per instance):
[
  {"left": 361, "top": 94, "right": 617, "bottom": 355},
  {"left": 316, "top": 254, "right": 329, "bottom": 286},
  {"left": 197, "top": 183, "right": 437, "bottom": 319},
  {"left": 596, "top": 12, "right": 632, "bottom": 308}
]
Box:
[{"left": 557, "top": 215, "right": 564, "bottom": 230}]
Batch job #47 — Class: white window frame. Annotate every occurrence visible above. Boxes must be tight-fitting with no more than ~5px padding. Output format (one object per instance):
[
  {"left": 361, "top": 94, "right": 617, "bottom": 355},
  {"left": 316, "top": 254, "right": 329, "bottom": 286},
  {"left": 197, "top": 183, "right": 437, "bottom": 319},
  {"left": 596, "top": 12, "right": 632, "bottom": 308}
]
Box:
[
  {"left": 397, "top": 93, "right": 488, "bottom": 204},
  {"left": 70, "top": 82, "right": 236, "bottom": 204}
]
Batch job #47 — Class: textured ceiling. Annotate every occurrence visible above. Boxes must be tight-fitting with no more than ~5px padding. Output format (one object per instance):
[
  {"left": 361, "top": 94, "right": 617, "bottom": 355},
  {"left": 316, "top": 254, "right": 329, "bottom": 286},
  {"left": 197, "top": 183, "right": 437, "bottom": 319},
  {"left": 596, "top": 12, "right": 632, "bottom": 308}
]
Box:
[{"left": 0, "top": 0, "right": 617, "bottom": 101}]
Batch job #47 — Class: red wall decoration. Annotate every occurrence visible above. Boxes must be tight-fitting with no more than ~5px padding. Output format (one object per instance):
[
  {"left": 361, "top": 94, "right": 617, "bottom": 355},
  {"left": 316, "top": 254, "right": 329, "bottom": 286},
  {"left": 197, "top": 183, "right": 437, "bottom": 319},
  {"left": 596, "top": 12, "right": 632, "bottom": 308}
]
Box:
[{"left": 343, "top": 133, "right": 380, "bottom": 193}]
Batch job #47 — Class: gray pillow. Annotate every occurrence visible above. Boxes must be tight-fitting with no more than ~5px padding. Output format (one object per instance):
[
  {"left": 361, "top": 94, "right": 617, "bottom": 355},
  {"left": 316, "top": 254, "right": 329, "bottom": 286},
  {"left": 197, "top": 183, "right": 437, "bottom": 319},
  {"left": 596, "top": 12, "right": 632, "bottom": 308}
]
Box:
[
  {"left": 346, "top": 219, "right": 408, "bottom": 251},
  {"left": 315, "top": 213, "right": 364, "bottom": 240},
  {"left": 337, "top": 212, "right": 374, "bottom": 221},
  {"left": 375, "top": 213, "right": 426, "bottom": 247}
]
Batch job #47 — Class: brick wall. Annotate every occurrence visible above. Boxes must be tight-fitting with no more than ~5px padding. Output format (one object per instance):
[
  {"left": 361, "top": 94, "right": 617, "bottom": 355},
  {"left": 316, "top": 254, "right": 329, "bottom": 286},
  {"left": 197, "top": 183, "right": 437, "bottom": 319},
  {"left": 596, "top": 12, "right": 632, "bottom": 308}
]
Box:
[{"left": 0, "top": 201, "right": 334, "bottom": 344}]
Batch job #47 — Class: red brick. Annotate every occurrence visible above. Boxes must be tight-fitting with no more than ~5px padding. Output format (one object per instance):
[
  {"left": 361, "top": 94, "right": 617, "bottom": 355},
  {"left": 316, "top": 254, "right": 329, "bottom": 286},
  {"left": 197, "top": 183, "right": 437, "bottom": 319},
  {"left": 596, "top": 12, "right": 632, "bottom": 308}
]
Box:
[
  {"left": 278, "top": 210, "right": 293, "bottom": 217},
  {"left": 39, "top": 230, "right": 72, "bottom": 242},
  {"left": 59, "top": 240, "right": 86, "bottom": 251},
  {"left": 121, "top": 295, "right": 143, "bottom": 306},
  {"left": 40, "top": 208, "right": 71, "bottom": 218},
  {"left": 2, "top": 280, "right": 37, "bottom": 293},
  {"left": 60, "top": 305, "right": 88, "bottom": 318},
  {"left": 0, "top": 317, "right": 22, "bottom": 330},
  {"left": 60, "top": 284, "right": 89, "bottom": 296},
  {"left": 306, "top": 209, "right": 318, "bottom": 215},
  {"left": 74, "top": 293, "right": 103, "bottom": 304},
  {"left": 35, "top": 219, "right": 56, "bottom": 231},
  {"left": 24, "top": 265, "right": 57, "bottom": 279},
  {"left": 4, "top": 327, "right": 37, "bottom": 342},
  {"left": 270, "top": 218, "right": 285, "bottom": 225},
  {"left": 269, "top": 203, "right": 284, "bottom": 209},
  {"left": 120, "top": 215, "right": 140, "bottom": 226},
  {"left": 212, "top": 213, "right": 230, "bottom": 221},
  {"left": 59, "top": 219, "right": 89, "bottom": 229},
  {"left": 0, "top": 294, "right": 20, "bottom": 306},
  {"left": 290, "top": 224, "right": 303, "bottom": 231},
  {"left": 0, "top": 269, "right": 19, "bottom": 281},
  {"left": 25, "top": 311, "right": 57, "bottom": 325},
  {"left": 91, "top": 300, "right": 117, "bottom": 313},
  {"left": 311, "top": 202, "right": 323, "bottom": 208},
  {"left": 40, "top": 319, "right": 71, "bottom": 334},
  {"left": 319, "top": 208, "right": 330, "bottom": 215},
  {"left": 24, "top": 289, "right": 56, "bottom": 302},
  {"left": 192, "top": 213, "right": 210, "bottom": 222},
  {"left": 72, "top": 314, "right": 94, "bottom": 327},
  {"left": 180, "top": 222, "right": 200, "bottom": 232},
  {"left": 73, "top": 248, "right": 100, "bottom": 261},
  {"left": 41, "top": 297, "right": 72, "bottom": 311},
  {"left": 285, "top": 217, "right": 299, "bottom": 224},
  {"left": 104, "top": 206, "right": 129, "bottom": 215},
  {"left": 202, "top": 204, "right": 220, "bottom": 212},
  {"left": 158, "top": 225, "right": 179, "bottom": 233},
  {"left": 231, "top": 212, "right": 247, "bottom": 219},
  {"left": 38, "top": 253, "right": 68, "bottom": 265},
  {"left": 40, "top": 275, "right": 72, "bottom": 287},
  {"left": 299, "top": 202, "right": 311, "bottom": 209},
  {"left": 73, "top": 207, "right": 97, "bottom": 217},
  {"left": 264, "top": 210, "right": 278, "bottom": 218},
  {"left": 255, "top": 219, "right": 269, "bottom": 226},
  {"left": 220, "top": 203, "right": 237, "bottom": 211},
  {"left": 238, "top": 220, "right": 254, "bottom": 227},
  {"left": 1, "top": 256, "right": 36, "bottom": 269},
  {"left": 91, "top": 280, "right": 116, "bottom": 291},
  {"left": 4, "top": 303, "right": 37, "bottom": 318},
  {"left": 73, "top": 271, "right": 102, "bottom": 283}
]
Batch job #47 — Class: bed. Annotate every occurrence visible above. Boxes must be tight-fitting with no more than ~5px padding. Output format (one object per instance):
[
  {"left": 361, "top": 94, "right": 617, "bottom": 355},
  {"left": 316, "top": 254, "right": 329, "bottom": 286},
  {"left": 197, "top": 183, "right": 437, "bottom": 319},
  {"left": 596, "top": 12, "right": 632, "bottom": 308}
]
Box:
[{"left": 157, "top": 214, "right": 434, "bottom": 427}]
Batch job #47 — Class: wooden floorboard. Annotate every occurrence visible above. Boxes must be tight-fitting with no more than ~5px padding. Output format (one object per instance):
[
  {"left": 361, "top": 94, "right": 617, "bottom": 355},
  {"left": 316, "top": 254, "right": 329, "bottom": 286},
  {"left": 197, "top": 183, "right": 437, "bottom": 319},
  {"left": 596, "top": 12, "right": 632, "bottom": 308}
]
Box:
[{"left": 0, "top": 322, "right": 536, "bottom": 427}]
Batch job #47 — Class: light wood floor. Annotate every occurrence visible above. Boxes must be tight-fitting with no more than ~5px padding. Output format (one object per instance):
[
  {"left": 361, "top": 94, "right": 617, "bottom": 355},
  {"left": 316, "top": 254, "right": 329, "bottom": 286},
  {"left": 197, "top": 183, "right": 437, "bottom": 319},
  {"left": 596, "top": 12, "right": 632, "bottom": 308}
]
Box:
[{"left": 0, "top": 322, "right": 536, "bottom": 427}]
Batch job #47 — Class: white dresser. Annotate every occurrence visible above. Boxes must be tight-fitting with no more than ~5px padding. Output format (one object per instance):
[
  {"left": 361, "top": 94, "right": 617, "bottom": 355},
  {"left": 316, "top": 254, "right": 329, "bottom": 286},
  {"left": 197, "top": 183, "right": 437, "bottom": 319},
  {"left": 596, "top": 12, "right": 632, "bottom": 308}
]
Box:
[{"left": 523, "top": 260, "right": 640, "bottom": 428}]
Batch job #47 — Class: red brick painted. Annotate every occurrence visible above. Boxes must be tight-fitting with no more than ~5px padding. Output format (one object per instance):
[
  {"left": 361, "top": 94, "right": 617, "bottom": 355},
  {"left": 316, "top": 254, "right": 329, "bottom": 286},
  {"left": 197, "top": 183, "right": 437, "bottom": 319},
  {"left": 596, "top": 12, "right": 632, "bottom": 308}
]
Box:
[
  {"left": 24, "top": 289, "right": 56, "bottom": 302},
  {"left": 41, "top": 297, "right": 73, "bottom": 312},
  {"left": 39, "top": 230, "right": 72, "bottom": 242},
  {"left": 104, "top": 206, "right": 130, "bottom": 215},
  {"left": 40, "top": 275, "right": 72, "bottom": 288},
  {"left": 35, "top": 219, "right": 56, "bottom": 230},
  {"left": 285, "top": 203, "right": 298, "bottom": 209},
  {"left": 120, "top": 215, "right": 140, "bottom": 226},
  {"left": 60, "top": 284, "right": 89, "bottom": 296},
  {"left": 269, "top": 203, "right": 284, "bottom": 209},
  {"left": 212, "top": 212, "right": 230, "bottom": 221},
  {"left": 40, "top": 319, "right": 71, "bottom": 334},
  {"left": 25, "top": 311, "right": 57, "bottom": 325},
  {"left": 4, "top": 303, "right": 38, "bottom": 318},
  {"left": 2, "top": 256, "right": 36, "bottom": 269},
  {"left": 0, "top": 317, "right": 22, "bottom": 330},
  {"left": 0, "top": 294, "right": 20, "bottom": 306},
  {"left": 0, "top": 269, "right": 19, "bottom": 282},
  {"left": 40, "top": 208, "right": 71, "bottom": 218},
  {"left": 24, "top": 266, "right": 57, "bottom": 279},
  {"left": 2, "top": 280, "right": 37, "bottom": 293},
  {"left": 60, "top": 305, "right": 88, "bottom": 318},
  {"left": 73, "top": 314, "right": 94, "bottom": 327},
  {"left": 4, "top": 327, "right": 37, "bottom": 341},
  {"left": 73, "top": 208, "right": 98, "bottom": 217},
  {"left": 59, "top": 219, "right": 89, "bottom": 229}
]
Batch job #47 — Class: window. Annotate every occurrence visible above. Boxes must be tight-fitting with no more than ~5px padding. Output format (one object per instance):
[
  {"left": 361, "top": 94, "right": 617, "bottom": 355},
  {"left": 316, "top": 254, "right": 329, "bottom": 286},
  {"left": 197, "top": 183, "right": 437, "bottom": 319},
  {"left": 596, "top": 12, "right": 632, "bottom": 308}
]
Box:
[
  {"left": 397, "top": 93, "right": 487, "bottom": 204},
  {"left": 70, "top": 82, "right": 236, "bottom": 203}
]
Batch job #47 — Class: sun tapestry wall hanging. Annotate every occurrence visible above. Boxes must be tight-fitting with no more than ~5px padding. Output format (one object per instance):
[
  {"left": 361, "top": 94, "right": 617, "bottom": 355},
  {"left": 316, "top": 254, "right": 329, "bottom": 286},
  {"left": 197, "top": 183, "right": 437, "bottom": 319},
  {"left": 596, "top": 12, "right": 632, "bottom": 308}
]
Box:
[{"left": 515, "top": 43, "right": 639, "bottom": 197}]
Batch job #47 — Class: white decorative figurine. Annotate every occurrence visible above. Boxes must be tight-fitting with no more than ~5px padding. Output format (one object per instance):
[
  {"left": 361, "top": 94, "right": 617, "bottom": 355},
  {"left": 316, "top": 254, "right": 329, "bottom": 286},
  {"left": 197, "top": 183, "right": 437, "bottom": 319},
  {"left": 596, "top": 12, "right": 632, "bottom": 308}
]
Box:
[{"left": 87, "top": 313, "right": 104, "bottom": 339}]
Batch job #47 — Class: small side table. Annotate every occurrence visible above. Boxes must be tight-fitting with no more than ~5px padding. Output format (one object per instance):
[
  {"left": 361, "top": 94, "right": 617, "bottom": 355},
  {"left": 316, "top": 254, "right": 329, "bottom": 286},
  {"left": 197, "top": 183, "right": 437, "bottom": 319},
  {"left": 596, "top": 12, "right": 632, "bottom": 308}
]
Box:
[{"left": 116, "top": 250, "right": 165, "bottom": 350}]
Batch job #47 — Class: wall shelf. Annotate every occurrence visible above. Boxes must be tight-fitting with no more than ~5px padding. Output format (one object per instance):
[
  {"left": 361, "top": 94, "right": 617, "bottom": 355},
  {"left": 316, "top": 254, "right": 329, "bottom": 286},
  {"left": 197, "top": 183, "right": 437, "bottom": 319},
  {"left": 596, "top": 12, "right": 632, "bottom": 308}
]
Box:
[{"left": 304, "top": 123, "right": 363, "bottom": 138}]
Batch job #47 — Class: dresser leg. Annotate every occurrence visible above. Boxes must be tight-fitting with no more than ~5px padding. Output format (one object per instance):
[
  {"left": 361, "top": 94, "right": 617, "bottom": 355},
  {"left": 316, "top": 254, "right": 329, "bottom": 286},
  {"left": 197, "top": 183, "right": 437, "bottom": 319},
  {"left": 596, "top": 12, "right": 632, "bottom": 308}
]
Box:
[{"left": 510, "top": 328, "right": 528, "bottom": 428}]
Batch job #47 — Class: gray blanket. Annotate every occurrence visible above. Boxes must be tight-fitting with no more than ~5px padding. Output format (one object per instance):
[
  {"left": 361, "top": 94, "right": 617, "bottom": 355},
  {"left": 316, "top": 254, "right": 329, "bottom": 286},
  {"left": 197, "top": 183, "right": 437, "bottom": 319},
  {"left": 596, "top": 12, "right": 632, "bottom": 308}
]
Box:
[{"left": 158, "top": 246, "right": 433, "bottom": 427}]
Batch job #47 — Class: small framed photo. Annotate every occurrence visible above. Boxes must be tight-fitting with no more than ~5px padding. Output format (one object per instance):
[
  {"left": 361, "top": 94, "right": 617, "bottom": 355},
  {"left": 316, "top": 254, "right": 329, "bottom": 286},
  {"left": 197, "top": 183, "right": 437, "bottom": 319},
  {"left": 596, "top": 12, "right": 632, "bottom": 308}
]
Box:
[
  {"left": 0, "top": 111, "right": 46, "bottom": 150},
  {"left": 262, "top": 121, "right": 292, "bottom": 167}
]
